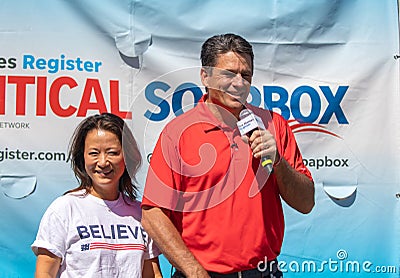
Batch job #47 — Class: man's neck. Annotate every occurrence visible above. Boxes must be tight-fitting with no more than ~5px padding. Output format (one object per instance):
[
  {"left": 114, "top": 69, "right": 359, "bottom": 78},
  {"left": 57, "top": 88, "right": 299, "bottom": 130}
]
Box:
[{"left": 204, "top": 99, "right": 242, "bottom": 129}]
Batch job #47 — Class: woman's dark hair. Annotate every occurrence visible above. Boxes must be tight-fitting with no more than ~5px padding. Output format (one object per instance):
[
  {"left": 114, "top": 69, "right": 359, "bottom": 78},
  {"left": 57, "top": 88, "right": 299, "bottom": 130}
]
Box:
[
  {"left": 200, "top": 33, "right": 254, "bottom": 73},
  {"left": 65, "top": 113, "right": 142, "bottom": 200}
]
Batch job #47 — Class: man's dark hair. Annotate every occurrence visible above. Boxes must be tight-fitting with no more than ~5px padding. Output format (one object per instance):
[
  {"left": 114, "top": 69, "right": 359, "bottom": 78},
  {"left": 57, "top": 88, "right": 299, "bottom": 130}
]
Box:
[{"left": 200, "top": 33, "right": 254, "bottom": 73}]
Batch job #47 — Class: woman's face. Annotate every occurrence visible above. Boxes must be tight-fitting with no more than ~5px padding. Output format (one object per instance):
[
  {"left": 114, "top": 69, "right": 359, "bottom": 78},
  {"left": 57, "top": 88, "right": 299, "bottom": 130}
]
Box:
[{"left": 84, "top": 128, "right": 125, "bottom": 200}]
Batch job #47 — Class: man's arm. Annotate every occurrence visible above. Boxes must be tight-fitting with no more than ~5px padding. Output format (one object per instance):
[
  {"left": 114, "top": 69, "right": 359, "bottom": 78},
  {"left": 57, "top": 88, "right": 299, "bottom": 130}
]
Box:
[
  {"left": 247, "top": 129, "right": 315, "bottom": 214},
  {"left": 273, "top": 154, "right": 315, "bottom": 214},
  {"left": 141, "top": 206, "right": 210, "bottom": 278}
]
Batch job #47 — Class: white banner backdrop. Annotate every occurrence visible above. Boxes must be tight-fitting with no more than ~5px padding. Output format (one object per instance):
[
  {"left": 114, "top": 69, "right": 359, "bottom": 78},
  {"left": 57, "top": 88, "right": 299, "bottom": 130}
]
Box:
[{"left": 0, "top": 0, "right": 399, "bottom": 277}]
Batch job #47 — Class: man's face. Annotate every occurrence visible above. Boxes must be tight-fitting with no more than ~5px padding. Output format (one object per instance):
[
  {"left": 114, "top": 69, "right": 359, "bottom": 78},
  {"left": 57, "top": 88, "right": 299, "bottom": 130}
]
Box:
[{"left": 201, "top": 51, "right": 252, "bottom": 117}]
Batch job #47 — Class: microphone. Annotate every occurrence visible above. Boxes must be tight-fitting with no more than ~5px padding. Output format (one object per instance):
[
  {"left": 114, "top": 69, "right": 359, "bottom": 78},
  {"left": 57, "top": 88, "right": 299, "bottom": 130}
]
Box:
[{"left": 237, "top": 109, "right": 274, "bottom": 174}]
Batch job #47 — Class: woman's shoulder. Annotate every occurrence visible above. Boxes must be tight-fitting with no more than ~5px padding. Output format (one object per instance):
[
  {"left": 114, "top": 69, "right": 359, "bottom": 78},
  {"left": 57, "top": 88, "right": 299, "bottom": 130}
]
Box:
[
  {"left": 119, "top": 196, "right": 144, "bottom": 219},
  {"left": 122, "top": 196, "right": 142, "bottom": 211},
  {"left": 47, "top": 190, "right": 87, "bottom": 209}
]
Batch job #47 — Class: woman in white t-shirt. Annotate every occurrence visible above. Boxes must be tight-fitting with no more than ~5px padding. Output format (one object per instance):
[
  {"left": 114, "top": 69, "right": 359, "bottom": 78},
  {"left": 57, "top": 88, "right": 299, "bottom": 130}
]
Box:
[{"left": 32, "top": 113, "right": 162, "bottom": 278}]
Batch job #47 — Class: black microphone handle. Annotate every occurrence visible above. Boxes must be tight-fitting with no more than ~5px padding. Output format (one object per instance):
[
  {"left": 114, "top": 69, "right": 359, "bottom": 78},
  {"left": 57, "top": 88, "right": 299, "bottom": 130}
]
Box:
[{"left": 261, "top": 156, "right": 273, "bottom": 174}]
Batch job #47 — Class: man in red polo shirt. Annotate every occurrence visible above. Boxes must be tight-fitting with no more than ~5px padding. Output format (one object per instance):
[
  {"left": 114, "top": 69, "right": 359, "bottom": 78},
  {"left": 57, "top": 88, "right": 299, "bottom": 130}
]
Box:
[{"left": 141, "top": 33, "right": 314, "bottom": 278}]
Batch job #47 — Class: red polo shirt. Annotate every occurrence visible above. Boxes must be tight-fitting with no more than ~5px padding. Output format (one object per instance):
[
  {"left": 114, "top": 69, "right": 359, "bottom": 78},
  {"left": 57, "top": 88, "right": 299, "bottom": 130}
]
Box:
[{"left": 142, "top": 95, "right": 312, "bottom": 273}]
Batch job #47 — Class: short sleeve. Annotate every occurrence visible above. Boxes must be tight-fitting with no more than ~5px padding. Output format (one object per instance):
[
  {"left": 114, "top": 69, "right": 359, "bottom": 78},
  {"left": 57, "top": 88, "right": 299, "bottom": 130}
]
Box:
[
  {"left": 31, "top": 198, "right": 68, "bottom": 263},
  {"left": 141, "top": 128, "right": 182, "bottom": 210},
  {"left": 144, "top": 234, "right": 161, "bottom": 260}
]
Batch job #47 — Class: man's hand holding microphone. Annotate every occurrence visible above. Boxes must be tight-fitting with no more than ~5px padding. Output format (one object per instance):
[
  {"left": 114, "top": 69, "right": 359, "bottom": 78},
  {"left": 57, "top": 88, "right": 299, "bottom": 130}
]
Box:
[{"left": 237, "top": 109, "right": 281, "bottom": 174}]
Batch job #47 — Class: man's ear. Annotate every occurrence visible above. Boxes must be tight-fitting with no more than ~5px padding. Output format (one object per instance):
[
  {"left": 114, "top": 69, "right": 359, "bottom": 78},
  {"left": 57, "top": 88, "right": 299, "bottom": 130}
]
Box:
[{"left": 200, "top": 67, "right": 210, "bottom": 88}]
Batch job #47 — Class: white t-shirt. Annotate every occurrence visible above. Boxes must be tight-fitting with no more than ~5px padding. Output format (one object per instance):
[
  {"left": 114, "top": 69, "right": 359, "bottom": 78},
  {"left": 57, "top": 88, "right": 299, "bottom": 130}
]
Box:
[{"left": 32, "top": 190, "right": 160, "bottom": 277}]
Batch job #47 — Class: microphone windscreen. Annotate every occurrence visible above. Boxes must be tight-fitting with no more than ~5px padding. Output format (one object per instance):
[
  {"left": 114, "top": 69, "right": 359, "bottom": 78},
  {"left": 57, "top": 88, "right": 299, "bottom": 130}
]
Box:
[{"left": 239, "top": 108, "right": 251, "bottom": 120}]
